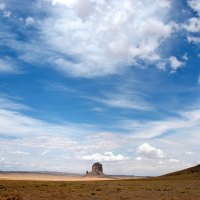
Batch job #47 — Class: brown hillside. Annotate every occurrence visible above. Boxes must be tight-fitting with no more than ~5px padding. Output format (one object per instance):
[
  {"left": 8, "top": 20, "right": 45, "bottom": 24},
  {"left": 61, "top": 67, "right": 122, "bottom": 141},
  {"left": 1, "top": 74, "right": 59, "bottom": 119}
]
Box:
[{"left": 163, "top": 164, "right": 200, "bottom": 178}]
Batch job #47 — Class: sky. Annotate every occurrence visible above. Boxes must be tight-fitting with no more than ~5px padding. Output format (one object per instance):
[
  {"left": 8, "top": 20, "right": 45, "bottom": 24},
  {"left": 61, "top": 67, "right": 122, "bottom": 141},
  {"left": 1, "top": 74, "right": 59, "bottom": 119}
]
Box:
[{"left": 0, "top": 0, "right": 200, "bottom": 176}]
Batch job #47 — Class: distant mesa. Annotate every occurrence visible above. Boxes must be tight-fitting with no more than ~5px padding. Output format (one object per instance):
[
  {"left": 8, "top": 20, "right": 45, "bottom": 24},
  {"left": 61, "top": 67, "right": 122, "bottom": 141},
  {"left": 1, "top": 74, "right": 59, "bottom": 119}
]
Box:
[{"left": 86, "top": 162, "right": 105, "bottom": 176}]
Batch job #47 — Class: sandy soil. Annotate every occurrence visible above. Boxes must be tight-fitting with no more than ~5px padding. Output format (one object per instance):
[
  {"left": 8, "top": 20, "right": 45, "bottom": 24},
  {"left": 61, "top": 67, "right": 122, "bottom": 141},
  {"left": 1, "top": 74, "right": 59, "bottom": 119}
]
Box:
[{"left": 0, "top": 173, "right": 115, "bottom": 181}]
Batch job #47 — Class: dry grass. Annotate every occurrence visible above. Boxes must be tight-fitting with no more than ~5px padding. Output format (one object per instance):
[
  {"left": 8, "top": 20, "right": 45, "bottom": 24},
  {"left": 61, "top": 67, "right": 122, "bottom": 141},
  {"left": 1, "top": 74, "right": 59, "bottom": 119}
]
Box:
[{"left": 0, "top": 176, "right": 200, "bottom": 200}]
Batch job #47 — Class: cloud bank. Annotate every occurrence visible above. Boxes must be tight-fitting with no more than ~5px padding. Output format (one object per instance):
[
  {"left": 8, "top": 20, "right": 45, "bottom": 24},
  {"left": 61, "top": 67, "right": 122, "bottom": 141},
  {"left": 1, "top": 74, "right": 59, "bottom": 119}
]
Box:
[
  {"left": 37, "top": 0, "right": 176, "bottom": 77},
  {"left": 0, "top": 96, "right": 200, "bottom": 174}
]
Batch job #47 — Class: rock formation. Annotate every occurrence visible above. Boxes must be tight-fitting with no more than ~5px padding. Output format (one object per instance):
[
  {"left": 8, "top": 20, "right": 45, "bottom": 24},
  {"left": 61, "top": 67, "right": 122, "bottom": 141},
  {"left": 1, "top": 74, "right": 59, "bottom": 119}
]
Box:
[{"left": 86, "top": 162, "right": 105, "bottom": 176}]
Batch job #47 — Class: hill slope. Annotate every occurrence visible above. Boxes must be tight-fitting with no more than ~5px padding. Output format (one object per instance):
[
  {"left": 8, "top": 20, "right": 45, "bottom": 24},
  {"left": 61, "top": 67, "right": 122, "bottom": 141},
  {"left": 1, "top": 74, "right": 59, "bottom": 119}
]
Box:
[{"left": 162, "top": 164, "right": 200, "bottom": 179}]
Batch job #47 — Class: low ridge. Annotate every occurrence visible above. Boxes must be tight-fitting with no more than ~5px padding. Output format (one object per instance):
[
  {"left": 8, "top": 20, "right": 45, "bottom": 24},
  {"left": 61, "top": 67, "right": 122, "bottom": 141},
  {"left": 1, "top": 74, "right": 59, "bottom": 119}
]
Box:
[{"left": 163, "top": 164, "right": 200, "bottom": 178}]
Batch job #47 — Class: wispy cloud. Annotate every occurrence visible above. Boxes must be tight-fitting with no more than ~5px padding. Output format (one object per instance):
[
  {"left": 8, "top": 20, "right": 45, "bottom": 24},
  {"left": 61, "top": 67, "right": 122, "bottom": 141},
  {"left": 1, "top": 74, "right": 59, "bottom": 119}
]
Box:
[
  {"left": 91, "top": 94, "right": 152, "bottom": 111},
  {"left": 0, "top": 95, "right": 31, "bottom": 111},
  {"left": 9, "top": 150, "right": 30, "bottom": 156},
  {"left": 43, "top": 81, "right": 77, "bottom": 93},
  {"left": 85, "top": 81, "right": 153, "bottom": 111},
  {"left": 119, "top": 109, "right": 200, "bottom": 139},
  {"left": 0, "top": 96, "right": 200, "bottom": 174},
  {"left": 0, "top": 58, "right": 19, "bottom": 74},
  {"left": 0, "top": 107, "right": 93, "bottom": 137}
]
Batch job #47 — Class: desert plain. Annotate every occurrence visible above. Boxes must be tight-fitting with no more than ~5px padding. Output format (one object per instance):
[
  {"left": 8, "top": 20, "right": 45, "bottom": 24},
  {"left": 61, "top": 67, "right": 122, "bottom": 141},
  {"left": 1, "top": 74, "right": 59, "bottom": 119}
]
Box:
[{"left": 0, "top": 167, "right": 200, "bottom": 200}]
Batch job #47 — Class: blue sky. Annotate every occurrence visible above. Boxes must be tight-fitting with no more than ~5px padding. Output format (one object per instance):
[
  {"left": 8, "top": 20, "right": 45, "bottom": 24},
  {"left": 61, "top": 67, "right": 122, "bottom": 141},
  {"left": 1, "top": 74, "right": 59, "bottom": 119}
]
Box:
[{"left": 0, "top": 0, "right": 200, "bottom": 175}]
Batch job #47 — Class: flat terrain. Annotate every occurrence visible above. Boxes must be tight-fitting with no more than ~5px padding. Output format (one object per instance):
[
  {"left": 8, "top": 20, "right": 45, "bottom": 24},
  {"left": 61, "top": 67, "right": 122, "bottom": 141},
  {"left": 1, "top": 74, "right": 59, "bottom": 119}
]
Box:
[
  {"left": 0, "top": 172, "right": 142, "bottom": 181},
  {"left": 0, "top": 173, "right": 113, "bottom": 181},
  {"left": 0, "top": 176, "right": 200, "bottom": 200}
]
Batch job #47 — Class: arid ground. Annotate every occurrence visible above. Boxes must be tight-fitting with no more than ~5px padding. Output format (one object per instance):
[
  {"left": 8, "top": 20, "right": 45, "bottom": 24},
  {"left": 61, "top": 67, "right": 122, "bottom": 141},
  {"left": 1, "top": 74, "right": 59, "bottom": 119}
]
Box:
[{"left": 0, "top": 172, "right": 200, "bottom": 200}]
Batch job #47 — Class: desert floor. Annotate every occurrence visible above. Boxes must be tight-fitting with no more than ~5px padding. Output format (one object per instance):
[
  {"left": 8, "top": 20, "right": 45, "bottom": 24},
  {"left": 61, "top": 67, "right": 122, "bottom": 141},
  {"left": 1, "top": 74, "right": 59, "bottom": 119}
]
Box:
[
  {"left": 0, "top": 173, "right": 114, "bottom": 181},
  {"left": 0, "top": 174, "right": 199, "bottom": 200}
]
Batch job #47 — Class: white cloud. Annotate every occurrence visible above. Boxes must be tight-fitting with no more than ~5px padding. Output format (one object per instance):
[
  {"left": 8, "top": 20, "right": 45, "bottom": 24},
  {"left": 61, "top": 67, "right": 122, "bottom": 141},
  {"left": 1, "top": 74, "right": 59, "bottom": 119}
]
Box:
[
  {"left": 158, "top": 54, "right": 187, "bottom": 72},
  {"left": 84, "top": 132, "right": 121, "bottom": 151},
  {"left": 187, "top": 36, "right": 200, "bottom": 44},
  {"left": 51, "top": 0, "right": 76, "bottom": 6},
  {"left": 185, "top": 1, "right": 200, "bottom": 45},
  {"left": 169, "top": 56, "right": 184, "bottom": 72},
  {"left": 41, "top": 150, "right": 50, "bottom": 156},
  {"left": 87, "top": 86, "right": 152, "bottom": 111},
  {"left": 157, "top": 62, "right": 167, "bottom": 70},
  {"left": 0, "top": 157, "right": 5, "bottom": 161},
  {"left": 10, "top": 151, "right": 30, "bottom": 156},
  {"left": 38, "top": 0, "right": 175, "bottom": 77},
  {"left": 0, "top": 3, "right": 11, "bottom": 18},
  {"left": 54, "top": 155, "right": 71, "bottom": 161},
  {"left": 69, "top": 0, "right": 94, "bottom": 20},
  {"left": 0, "top": 3, "right": 6, "bottom": 10},
  {"left": 182, "top": 53, "right": 188, "bottom": 61},
  {"left": 158, "top": 161, "right": 164, "bottom": 165},
  {"left": 0, "top": 58, "right": 18, "bottom": 74},
  {"left": 169, "top": 158, "right": 180, "bottom": 163},
  {"left": 0, "top": 96, "right": 30, "bottom": 111},
  {"left": 0, "top": 97, "right": 93, "bottom": 138},
  {"left": 137, "top": 143, "right": 164, "bottom": 159},
  {"left": 187, "top": 0, "right": 200, "bottom": 15},
  {"left": 92, "top": 94, "right": 151, "bottom": 111},
  {"left": 135, "top": 156, "right": 142, "bottom": 161},
  {"left": 0, "top": 97, "right": 119, "bottom": 155},
  {"left": 186, "top": 151, "right": 194, "bottom": 156},
  {"left": 3, "top": 11, "right": 11, "bottom": 17},
  {"left": 82, "top": 152, "right": 129, "bottom": 162},
  {"left": 183, "top": 17, "right": 200, "bottom": 45},
  {"left": 18, "top": 136, "right": 79, "bottom": 150},
  {"left": 155, "top": 0, "right": 171, "bottom": 8},
  {"left": 183, "top": 17, "right": 200, "bottom": 33},
  {"left": 44, "top": 81, "right": 77, "bottom": 93},
  {"left": 120, "top": 109, "right": 200, "bottom": 139},
  {"left": 25, "top": 17, "right": 35, "bottom": 25}
]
